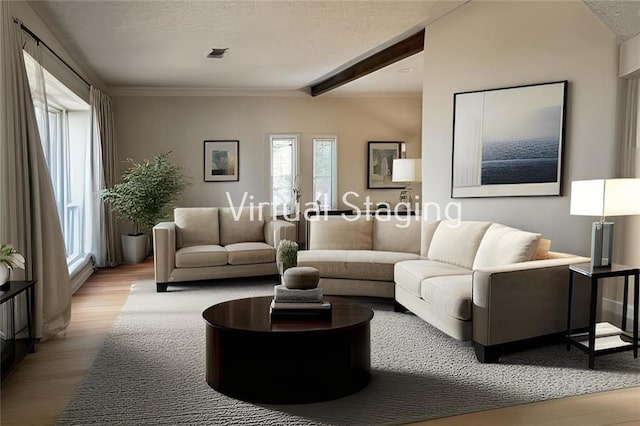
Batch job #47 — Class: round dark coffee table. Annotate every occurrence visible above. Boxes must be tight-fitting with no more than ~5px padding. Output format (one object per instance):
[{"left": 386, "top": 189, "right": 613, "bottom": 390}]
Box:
[{"left": 202, "top": 295, "right": 374, "bottom": 404}]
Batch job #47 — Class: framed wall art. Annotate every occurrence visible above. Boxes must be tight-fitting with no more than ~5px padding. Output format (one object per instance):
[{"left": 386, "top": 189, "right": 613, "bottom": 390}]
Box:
[
  {"left": 367, "top": 141, "right": 403, "bottom": 189},
  {"left": 451, "top": 80, "right": 567, "bottom": 198},
  {"left": 204, "top": 140, "right": 239, "bottom": 182}
]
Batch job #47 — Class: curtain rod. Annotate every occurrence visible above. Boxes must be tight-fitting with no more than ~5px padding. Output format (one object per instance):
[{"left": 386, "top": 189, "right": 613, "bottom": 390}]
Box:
[{"left": 14, "top": 19, "right": 91, "bottom": 88}]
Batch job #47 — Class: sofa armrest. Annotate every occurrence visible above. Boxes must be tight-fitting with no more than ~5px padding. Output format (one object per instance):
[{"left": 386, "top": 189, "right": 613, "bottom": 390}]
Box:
[
  {"left": 474, "top": 256, "right": 590, "bottom": 276},
  {"left": 473, "top": 256, "right": 591, "bottom": 346},
  {"left": 153, "top": 222, "right": 176, "bottom": 283},
  {"left": 264, "top": 219, "right": 297, "bottom": 248}
]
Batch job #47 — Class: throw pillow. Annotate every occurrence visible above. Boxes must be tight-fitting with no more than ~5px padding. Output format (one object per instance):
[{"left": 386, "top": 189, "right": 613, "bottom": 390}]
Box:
[
  {"left": 533, "top": 238, "right": 551, "bottom": 260},
  {"left": 472, "top": 223, "right": 541, "bottom": 269}
]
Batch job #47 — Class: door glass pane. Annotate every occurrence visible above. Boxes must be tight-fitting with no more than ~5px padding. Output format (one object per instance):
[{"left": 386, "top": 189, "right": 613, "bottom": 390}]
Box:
[
  {"left": 271, "top": 137, "right": 294, "bottom": 213},
  {"left": 313, "top": 138, "right": 335, "bottom": 209}
]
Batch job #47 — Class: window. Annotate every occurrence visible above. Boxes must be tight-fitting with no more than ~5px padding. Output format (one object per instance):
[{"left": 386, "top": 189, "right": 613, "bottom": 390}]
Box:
[
  {"left": 45, "top": 107, "right": 83, "bottom": 264},
  {"left": 313, "top": 137, "right": 338, "bottom": 209},
  {"left": 45, "top": 107, "right": 65, "bottom": 216},
  {"left": 269, "top": 134, "right": 299, "bottom": 215},
  {"left": 23, "top": 51, "right": 91, "bottom": 271}
]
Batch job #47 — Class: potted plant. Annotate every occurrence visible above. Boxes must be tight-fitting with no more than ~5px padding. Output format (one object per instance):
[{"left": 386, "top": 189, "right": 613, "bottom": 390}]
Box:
[
  {"left": 276, "top": 239, "right": 298, "bottom": 280},
  {"left": 101, "top": 152, "right": 190, "bottom": 264},
  {"left": 0, "top": 243, "right": 25, "bottom": 288}
]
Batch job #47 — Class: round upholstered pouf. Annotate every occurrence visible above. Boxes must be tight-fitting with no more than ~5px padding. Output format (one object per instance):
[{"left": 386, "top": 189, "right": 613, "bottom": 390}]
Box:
[{"left": 283, "top": 267, "right": 320, "bottom": 290}]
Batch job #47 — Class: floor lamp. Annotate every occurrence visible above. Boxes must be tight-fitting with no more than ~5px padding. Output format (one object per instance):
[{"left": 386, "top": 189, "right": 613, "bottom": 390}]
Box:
[{"left": 570, "top": 178, "right": 640, "bottom": 268}]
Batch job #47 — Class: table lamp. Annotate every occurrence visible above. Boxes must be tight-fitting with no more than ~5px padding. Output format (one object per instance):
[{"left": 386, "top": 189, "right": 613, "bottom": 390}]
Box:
[
  {"left": 392, "top": 158, "right": 422, "bottom": 206},
  {"left": 570, "top": 178, "right": 640, "bottom": 268}
]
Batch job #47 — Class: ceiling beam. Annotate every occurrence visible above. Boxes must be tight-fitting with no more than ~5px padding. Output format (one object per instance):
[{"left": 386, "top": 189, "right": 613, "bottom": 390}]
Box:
[{"left": 310, "top": 29, "right": 425, "bottom": 97}]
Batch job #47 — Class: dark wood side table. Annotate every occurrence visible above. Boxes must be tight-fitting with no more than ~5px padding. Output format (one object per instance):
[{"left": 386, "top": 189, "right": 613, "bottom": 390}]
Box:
[
  {"left": 567, "top": 263, "right": 639, "bottom": 369},
  {"left": 1, "top": 280, "right": 37, "bottom": 382}
]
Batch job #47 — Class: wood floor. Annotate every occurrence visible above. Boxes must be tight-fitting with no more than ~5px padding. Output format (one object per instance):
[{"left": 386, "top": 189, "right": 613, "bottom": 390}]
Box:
[
  {"left": 1, "top": 258, "right": 153, "bottom": 425},
  {"left": 1, "top": 258, "right": 639, "bottom": 425}
]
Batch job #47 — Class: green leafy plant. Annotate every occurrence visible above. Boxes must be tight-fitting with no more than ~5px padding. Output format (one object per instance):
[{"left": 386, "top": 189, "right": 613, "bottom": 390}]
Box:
[
  {"left": 276, "top": 239, "right": 298, "bottom": 273},
  {"left": 0, "top": 243, "right": 25, "bottom": 270},
  {"left": 100, "top": 152, "right": 190, "bottom": 235}
]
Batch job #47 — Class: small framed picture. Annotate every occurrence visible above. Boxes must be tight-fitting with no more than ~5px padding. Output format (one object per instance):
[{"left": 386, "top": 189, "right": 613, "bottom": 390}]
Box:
[
  {"left": 367, "top": 141, "right": 403, "bottom": 189},
  {"left": 204, "top": 140, "right": 239, "bottom": 182}
]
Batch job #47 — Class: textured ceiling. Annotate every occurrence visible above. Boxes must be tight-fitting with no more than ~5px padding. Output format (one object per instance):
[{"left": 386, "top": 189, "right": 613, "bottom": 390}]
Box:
[
  {"left": 26, "top": 0, "right": 464, "bottom": 94},
  {"left": 585, "top": 0, "right": 640, "bottom": 41},
  {"left": 25, "top": 1, "right": 640, "bottom": 95}
]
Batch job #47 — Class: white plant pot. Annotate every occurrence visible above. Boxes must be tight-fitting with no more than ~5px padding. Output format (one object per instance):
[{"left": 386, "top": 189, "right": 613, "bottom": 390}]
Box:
[
  {"left": 0, "top": 264, "right": 9, "bottom": 285},
  {"left": 121, "top": 234, "right": 148, "bottom": 264}
]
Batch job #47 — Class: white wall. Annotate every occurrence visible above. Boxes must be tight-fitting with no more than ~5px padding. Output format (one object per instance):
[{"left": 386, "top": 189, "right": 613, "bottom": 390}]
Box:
[
  {"left": 421, "top": 1, "right": 621, "bottom": 256},
  {"left": 620, "top": 33, "right": 640, "bottom": 78},
  {"left": 113, "top": 94, "right": 421, "bottom": 216},
  {"left": 8, "top": 2, "right": 107, "bottom": 98},
  {"left": 621, "top": 82, "right": 640, "bottom": 321}
]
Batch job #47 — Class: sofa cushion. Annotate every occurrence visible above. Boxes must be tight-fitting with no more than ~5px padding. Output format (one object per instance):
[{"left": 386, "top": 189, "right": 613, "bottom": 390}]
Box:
[
  {"left": 420, "top": 275, "right": 472, "bottom": 320},
  {"left": 394, "top": 260, "right": 472, "bottom": 298},
  {"left": 175, "top": 245, "right": 227, "bottom": 267},
  {"left": 226, "top": 242, "right": 275, "bottom": 265},
  {"left": 219, "top": 207, "right": 266, "bottom": 245},
  {"left": 298, "top": 250, "right": 420, "bottom": 282},
  {"left": 427, "top": 220, "right": 491, "bottom": 269},
  {"left": 373, "top": 215, "right": 421, "bottom": 254},
  {"left": 174, "top": 208, "right": 219, "bottom": 248},
  {"left": 420, "top": 220, "right": 441, "bottom": 257},
  {"left": 472, "top": 223, "right": 541, "bottom": 269},
  {"left": 308, "top": 216, "right": 373, "bottom": 250}
]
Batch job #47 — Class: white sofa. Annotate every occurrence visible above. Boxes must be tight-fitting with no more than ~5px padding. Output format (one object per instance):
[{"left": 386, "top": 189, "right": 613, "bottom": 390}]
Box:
[
  {"left": 153, "top": 207, "right": 296, "bottom": 292},
  {"left": 298, "top": 214, "right": 423, "bottom": 298},
  {"left": 394, "top": 220, "right": 590, "bottom": 362}
]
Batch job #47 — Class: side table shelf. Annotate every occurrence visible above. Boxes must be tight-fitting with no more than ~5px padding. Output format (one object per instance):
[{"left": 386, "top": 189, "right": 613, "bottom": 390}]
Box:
[
  {"left": 1, "top": 280, "right": 37, "bottom": 382},
  {"left": 567, "top": 263, "right": 639, "bottom": 369},
  {"left": 568, "top": 322, "right": 637, "bottom": 350}
]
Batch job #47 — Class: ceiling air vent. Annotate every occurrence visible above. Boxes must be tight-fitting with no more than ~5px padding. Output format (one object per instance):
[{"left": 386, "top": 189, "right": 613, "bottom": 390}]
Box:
[{"left": 207, "top": 48, "right": 228, "bottom": 59}]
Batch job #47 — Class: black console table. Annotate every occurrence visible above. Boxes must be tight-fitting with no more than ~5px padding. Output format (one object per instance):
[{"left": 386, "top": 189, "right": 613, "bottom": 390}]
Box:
[
  {"left": 1, "top": 280, "right": 36, "bottom": 382},
  {"left": 566, "top": 263, "right": 638, "bottom": 369}
]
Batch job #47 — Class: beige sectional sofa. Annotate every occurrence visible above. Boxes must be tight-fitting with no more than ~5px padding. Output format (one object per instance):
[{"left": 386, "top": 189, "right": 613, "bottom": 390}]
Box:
[
  {"left": 153, "top": 207, "right": 296, "bottom": 292},
  {"left": 298, "top": 214, "right": 591, "bottom": 363},
  {"left": 395, "top": 220, "right": 590, "bottom": 362},
  {"left": 297, "top": 214, "right": 423, "bottom": 298}
]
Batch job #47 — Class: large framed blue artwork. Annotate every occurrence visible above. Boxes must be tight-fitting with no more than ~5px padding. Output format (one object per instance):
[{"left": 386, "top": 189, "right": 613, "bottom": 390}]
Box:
[{"left": 451, "top": 80, "right": 567, "bottom": 198}]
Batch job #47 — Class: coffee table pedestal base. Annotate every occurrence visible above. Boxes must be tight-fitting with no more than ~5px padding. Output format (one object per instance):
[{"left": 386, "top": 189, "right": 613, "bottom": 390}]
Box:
[{"left": 206, "top": 322, "right": 370, "bottom": 404}]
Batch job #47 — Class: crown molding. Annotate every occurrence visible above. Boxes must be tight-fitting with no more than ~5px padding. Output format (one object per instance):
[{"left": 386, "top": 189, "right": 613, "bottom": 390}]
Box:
[
  {"left": 108, "top": 87, "right": 312, "bottom": 97},
  {"left": 109, "top": 86, "right": 421, "bottom": 98}
]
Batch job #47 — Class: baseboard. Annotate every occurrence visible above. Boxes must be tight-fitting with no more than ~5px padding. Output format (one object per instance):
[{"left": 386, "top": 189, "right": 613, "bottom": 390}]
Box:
[
  {"left": 602, "top": 297, "right": 636, "bottom": 328},
  {"left": 70, "top": 257, "right": 95, "bottom": 295}
]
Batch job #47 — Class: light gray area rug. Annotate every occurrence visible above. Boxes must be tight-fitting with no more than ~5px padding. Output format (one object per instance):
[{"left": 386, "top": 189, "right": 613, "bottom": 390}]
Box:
[{"left": 58, "top": 279, "right": 640, "bottom": 425}]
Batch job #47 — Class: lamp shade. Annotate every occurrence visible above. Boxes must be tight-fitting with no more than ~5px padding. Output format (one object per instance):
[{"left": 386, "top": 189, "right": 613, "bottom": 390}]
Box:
[
  {"left": 570, "top": 178, "right": 640, "bottom": 217},
  {"left": 392, "top": 158, "right": 422, "bottom": 182}
]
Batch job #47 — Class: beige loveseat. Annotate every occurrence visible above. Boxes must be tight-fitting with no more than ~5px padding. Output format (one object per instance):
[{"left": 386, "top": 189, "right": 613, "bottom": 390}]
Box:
[
  {"left": 153, "top": 207, "right": 296, "bottom": 292},
  {"left": 394, "top": 220, "right": 590, "bottom": 362},
  {"left": 297, "top": 213, "right": 423, "bottom": 298}
]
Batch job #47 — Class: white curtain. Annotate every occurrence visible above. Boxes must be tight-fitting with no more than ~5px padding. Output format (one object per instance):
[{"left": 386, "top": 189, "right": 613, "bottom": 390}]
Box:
[
  {"left": 0, "top": 4, "right": 71, "bottom": 340},
  {"left": 621, "top": 79, "right": 639, "bottom": 177},
  {"left": 90, "top": 87, "right": 120, "bottom": 267},
  {"left": 22, "top": 33, "right": 70, "bottom": 226}
]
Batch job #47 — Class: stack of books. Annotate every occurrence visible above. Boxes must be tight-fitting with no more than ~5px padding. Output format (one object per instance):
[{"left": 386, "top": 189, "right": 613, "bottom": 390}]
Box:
[{"left": 270, "top": 284, "right": 332, "bottom": 320}]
